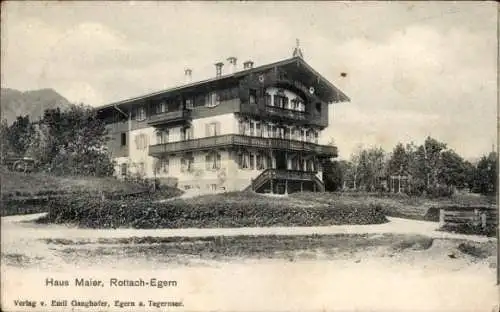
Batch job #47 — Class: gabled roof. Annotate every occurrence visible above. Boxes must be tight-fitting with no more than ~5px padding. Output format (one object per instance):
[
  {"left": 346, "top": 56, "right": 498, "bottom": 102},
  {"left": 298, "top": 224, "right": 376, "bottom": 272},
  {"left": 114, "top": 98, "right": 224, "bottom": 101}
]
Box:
[{"left": 96, "top": 56, "right": 350, "bottom": 111}]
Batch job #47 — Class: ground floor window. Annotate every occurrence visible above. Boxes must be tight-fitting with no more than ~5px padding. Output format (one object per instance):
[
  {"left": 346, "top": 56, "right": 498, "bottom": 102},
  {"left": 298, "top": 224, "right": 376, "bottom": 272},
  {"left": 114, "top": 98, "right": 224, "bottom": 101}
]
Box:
[
  {"left": 181, "top": 153, "right": 194, "bottom": 173},
  {"left": 156, "top": 157, "right": 169, "bottom": 174},
  {"left": 120, "top": 163, "right": 128, "bottom": 176},
  {"left": 206, "top": 152, "right": 221, "bottom": 170}
]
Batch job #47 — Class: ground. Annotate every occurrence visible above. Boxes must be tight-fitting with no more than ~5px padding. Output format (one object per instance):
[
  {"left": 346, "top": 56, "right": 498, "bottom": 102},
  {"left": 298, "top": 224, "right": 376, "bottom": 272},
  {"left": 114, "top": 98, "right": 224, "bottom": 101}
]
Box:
[{"left": 1, "top": 213, "right": 498, "bottom": 311}]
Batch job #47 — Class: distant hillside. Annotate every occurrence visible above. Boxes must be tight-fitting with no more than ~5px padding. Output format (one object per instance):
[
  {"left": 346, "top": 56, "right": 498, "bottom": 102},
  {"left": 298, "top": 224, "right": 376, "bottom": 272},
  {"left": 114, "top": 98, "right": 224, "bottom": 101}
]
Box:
[{"left": 0, "top": 88, "right": 73, "bottom": 124}]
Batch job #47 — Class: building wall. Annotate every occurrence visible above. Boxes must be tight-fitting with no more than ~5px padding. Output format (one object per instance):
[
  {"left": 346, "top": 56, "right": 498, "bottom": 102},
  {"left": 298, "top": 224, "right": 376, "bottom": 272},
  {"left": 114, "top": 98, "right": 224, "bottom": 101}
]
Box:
[
  {"left": 126, "top": 127, "right": 157, "bottom": 177},
  {"left": 191, "top": 113, "right": 239, "bottom": 138}
]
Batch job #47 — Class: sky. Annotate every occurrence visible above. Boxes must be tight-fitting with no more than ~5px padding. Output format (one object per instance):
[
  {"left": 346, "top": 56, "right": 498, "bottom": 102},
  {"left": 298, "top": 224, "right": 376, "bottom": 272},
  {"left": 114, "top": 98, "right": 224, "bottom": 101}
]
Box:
[{"left": 1, "top": 1, "right": 498, "bottom": 160}]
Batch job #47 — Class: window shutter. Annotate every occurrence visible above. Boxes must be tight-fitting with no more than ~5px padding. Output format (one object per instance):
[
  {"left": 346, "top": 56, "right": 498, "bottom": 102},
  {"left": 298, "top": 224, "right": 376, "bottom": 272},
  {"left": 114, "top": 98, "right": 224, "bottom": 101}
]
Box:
[
  {"left": 206, "top": 155, "right": 211, "bottom": 170},
  {"left": 205, "top": 124, "right": 209, "bottom": 137},
  {"left": 215, "top": 122, "right": 221, "bottom": 136}
]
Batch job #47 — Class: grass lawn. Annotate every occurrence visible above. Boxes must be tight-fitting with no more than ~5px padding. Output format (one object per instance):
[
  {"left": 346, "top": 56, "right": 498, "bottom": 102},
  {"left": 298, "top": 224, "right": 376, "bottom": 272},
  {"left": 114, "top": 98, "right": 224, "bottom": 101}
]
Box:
[
  {"left": 0, "top": 167, "right": 182, "bottom": 216},
  {"left": 0, "top": 166, "right": 150, "bottom": 199},
  {"left": 290, "top": 192, "right": 496, "bottom": 221}
]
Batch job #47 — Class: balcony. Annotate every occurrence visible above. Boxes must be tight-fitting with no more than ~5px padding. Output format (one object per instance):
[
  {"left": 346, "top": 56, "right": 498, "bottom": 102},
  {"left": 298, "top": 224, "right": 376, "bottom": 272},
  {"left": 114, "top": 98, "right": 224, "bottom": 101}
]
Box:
[
  {"left": 148, "top": 134, "right": 337, "bottom": 157},
  {"left": 265, "top": 105, "right": 307, "bottom": 121},
  {"left": 148, "top": 109, "right": 191, "bottom": 126}
]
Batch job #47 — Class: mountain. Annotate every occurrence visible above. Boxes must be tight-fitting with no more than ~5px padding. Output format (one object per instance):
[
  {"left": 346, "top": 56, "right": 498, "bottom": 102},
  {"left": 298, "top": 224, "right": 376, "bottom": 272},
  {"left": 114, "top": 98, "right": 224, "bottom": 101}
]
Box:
[{"left": 1, "top": 88, "right": 73, "bottom": 124}]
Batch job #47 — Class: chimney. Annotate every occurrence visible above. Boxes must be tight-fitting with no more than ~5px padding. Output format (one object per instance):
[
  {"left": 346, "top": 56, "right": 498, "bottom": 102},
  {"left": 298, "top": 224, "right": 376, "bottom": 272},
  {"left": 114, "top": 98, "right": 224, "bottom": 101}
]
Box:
[
  {"left": 215, "top": 62, "right": 224, "bottom": 77},
  {"left": 227, "top": 57, "right": 237, "bottom": 74},
  {"left": 243, "top": 60, "right": 254, "bottom": 70},
  {"left": 184, "top": 68, "right": 192, "bottom": 83}
]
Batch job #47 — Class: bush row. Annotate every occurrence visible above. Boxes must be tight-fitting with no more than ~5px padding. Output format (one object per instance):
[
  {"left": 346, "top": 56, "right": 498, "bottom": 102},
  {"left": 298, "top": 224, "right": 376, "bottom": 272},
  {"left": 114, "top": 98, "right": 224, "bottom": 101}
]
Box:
[{"left": 39, "top": 194, "right": 388, "bottom": 229}]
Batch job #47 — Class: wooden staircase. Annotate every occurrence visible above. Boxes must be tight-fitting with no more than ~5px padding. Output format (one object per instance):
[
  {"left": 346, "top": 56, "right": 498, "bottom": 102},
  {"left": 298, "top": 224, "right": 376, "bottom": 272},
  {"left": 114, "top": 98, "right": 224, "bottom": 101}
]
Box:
[{"left": 246, "top": 169, "right": 325, "bottom": 193}]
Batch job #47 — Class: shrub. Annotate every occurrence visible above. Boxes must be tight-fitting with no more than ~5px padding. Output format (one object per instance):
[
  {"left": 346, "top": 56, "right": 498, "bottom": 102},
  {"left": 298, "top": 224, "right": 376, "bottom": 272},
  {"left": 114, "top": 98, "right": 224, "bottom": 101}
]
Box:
[{"left": 39, "top": 192, "right": 388, "bottom": 229}]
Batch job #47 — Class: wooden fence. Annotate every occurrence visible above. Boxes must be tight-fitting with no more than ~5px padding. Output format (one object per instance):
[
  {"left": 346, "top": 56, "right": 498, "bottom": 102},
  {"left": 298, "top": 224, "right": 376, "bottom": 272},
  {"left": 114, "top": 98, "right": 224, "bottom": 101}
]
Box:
[{"left": 439, "top": 205, "right": 498, "bottom": 236}]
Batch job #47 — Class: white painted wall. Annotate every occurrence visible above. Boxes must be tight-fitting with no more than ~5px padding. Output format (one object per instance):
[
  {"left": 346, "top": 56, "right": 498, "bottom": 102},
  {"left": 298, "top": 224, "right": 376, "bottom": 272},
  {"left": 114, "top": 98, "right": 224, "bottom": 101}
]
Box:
[
  {"left": 127, "top": 127, "right": 157, "bottom": 177},
  {"left": 190, "top": 113, "right": 239, "bottom": 138}
]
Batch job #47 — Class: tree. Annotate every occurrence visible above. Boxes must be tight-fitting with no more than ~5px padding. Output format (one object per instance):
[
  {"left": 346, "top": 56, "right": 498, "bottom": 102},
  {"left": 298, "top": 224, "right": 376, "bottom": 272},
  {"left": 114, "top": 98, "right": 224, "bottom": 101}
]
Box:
[
  {"left": 36, "top": 104, "right": 114, "bottom": 176},
  {"left": 6, "top": 115, "right": 35, "bottom": 156},
  {"left": 0, "top": 119, "right": 13, "bottom": 161},
  {"left": 387, "top": 143, "right": 408, "bottom": 176},
  {"left": 351, "top": 146, "right": 386, "bottom": 191},
  {"left": 420, "top": 136, "right": 447, "bottom": 188},
  {"left": 473, "top": 152, "right": 497, "bottom": 195},
  {"left": 323, "top": 159, "right": 348, "bottom": 191},
  {"left": 438, "top": 149, "right": 467, "bottom": 189}
]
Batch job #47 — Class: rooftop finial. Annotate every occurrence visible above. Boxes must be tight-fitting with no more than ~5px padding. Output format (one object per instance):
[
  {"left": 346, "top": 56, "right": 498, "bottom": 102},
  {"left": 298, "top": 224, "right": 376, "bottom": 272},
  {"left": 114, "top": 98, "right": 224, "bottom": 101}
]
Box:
[{"left": 292, "top": 38, "right": 304, "bottom": 58}]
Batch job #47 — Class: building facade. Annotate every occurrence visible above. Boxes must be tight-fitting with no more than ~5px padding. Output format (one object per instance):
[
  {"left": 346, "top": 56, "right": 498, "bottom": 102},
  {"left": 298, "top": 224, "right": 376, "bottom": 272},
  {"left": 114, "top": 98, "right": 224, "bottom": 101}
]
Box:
[{"left": 96, "top": 53, "right": 349, "bottom": 194}]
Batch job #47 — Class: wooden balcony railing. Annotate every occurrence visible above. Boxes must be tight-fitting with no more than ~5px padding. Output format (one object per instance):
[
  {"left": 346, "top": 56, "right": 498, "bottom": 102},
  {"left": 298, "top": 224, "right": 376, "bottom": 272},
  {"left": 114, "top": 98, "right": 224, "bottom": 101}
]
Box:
[
  {"left": 265, "top": 105, "right": 307, "bottom": 121},
  {"left": 250, "top": 169, "right": 325, "bottom": 193},
  {"left": 148, "top": 109, "right": 191, "bottom": 126},
  {"left": 149, "top": 134, "right": 337, "bottom": 157}
]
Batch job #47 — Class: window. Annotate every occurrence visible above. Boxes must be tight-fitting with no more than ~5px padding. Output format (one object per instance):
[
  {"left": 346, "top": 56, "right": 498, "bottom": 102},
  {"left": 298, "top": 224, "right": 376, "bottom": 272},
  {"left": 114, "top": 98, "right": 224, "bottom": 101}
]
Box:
[
  {"left": 267, "top": 124, "right": 274, "bottom": 138},
  {"left": 284, "top": 127, "right": 290, "bottom": 140},
  {"left": 249, "top": 89, "right": 257, "bottom": 105},
  {"left": 120, "top": 133, "right": 127, "bottom": 146},
  {"left": 181, "top": 126, "right": 193, "bottom": 141},
  {"left": 205, "top": 92, "right": 220, "bottom": 108},
  {"left": 298, "top": 101, "right": 305, "bottom": 112},
  {"left": 120, "top": 163, "right": 128, "bottom": 176},
  {"left": 135, "top": 134, "right": 149, "bottom": 150},
  {"left": 316, "top": 102, "right": 322, "bottom": 113},
  {"left": 273, "top": 94, "right": 279, "bottom": 108},
  {"left": 301, "top": 129, "right": 307, "bottom": 141},
  {"left": 156, "top": 101, "right": 167, "bottom": 114},
  {"left": 255, "top": 122, "right": 262, "bottom": 137},
  {"left": 157, "top": 158, "right": 169, "bottom": 174},
  {"left": 264, "top": 93, "right": 272, "bottom": 106},
  {"left": 308, "top": 159, "right": 315, "bottom": 172},
  {"left": 135, "top": 106, "right": 146, "bottom": 121},
  {"left": 185, "top": 98, "right": 194, "bottom": 109},
  {"left": 206, "top": 122, "right": 220, "bottom": 137},
  {"left": 137, "top": 162, "right": 145, "bottom": 175},
  {"left": 256, "top": 154, "right": 265, "bottom": 170},
  {"left": 314, "top": 131, "right": 319, "bottom": 144},
  {"left": 238, "top": 152, "right": 251, "bottom": 169},
  {"left": 181, "top": 153, "right": 194, "bottom": 173},
  {"left": 156, "top": 130, "right": 169, "bottom": 144},
  {"left": 238, "top": 119, "right": 246, "bottom": 135},
  {"left": 268, "top": 155, "right": 274, "bottom": 169},
  {"left": 205, "top": 152, "right": 221, "bottom": 170},
  {"left": 249, "top": 154, "right": 255, "bottom": 170}
]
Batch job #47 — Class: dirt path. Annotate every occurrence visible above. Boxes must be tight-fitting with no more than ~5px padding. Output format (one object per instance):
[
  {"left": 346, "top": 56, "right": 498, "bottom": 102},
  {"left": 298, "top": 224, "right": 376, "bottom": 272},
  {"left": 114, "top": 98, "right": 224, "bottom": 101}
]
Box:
[
  {"left": 1, "top": 213, "right": 498, "bottom": 312},
  {"left": 1, "top": 213, "right": 493, "bottom": 242}
]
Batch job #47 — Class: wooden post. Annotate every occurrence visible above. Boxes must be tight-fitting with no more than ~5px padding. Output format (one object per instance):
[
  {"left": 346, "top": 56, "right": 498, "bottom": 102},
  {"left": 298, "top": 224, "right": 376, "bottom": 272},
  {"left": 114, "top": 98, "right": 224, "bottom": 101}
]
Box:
[
  {"left": 439, "top": 209, "right": 445, "bottom": 227},
  {"left": 301, "top": 181, "right": 304, "bottom": 193},
  {"left": 270, "top": 179, "right": 274, "bottom": 194},
  {"left": 285, "top": 179, "right": 288, "bottom": 195}
]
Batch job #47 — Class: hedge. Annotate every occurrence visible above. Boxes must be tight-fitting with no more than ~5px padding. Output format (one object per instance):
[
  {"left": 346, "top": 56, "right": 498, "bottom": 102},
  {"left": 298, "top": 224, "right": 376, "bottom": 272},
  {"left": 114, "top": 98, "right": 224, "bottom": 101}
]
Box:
[{"left": 38, "top": 192, "right": 388, "bottom": 229}]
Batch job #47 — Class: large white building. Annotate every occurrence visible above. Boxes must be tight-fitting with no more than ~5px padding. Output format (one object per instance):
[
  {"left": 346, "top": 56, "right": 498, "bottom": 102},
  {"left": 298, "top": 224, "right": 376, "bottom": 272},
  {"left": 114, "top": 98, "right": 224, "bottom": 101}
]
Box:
[{"left": 96, "top": 47, "right": 349, "bottom": 194}]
